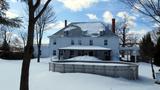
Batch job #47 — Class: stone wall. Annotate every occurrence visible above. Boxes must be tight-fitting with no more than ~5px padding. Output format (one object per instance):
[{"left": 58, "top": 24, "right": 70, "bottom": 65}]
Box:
[{"left": 49, "top": 61, "right": 138, "bottom": 80}]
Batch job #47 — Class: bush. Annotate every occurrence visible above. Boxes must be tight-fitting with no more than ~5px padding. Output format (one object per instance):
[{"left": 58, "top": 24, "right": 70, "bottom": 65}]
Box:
[{"left": 0, "top": 51, "right": 24, "bottom": 60}]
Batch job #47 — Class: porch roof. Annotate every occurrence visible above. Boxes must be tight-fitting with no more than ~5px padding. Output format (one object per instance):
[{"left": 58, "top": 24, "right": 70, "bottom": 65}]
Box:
[{"left": 59, "top": 45, "right": 111, "bottom": 51}]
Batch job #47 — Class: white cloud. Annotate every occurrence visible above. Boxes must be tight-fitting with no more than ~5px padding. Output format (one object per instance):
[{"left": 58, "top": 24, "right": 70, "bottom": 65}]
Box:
[
  {"left": 10, "top": 0, "right": 17, "bottom": 3},
  {"left": 128, "top": 29, "right": 148, "bottom": 36},
  {"left": 57, "top": 0, "right": 98, "bottom": 12},
  {"left": 6, "top": 11, "right": 19, "bottom": 18},
  {"left": 101, "top": 0, "right": 110, "bottom": 2},
  {"left": 103, "top": 11, "right": 113, "bottom": 23},
  {"left": 117, "top": 11, "right": 136, "bottom": 28},
  {"left": 86, "top": 13, "right": 98, "bottom": 20}
]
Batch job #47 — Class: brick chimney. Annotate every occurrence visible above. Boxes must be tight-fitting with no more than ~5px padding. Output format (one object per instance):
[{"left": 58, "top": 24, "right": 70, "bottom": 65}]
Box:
[
  {"left": 112, "top": 18, "right": 115, "bottom": 33},
  {"left": 65, "top": 20, "right": 67, "bottom": 27}
]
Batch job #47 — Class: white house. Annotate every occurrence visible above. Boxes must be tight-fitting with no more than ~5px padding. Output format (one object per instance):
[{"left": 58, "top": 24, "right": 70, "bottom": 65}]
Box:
[{"left": 48, "top": 19, "right": 120, "bottom": 61}]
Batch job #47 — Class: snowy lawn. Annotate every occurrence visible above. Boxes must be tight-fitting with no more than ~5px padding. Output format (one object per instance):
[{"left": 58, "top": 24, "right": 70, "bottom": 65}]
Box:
[{"left": 0, "top": 58, "right": 160, "bottom": 90}]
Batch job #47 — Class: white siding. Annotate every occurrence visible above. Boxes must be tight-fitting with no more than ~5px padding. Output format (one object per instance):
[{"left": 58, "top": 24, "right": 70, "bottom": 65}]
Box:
[{"left": 49, "top": 36, "right": 119, "bottom": 61}]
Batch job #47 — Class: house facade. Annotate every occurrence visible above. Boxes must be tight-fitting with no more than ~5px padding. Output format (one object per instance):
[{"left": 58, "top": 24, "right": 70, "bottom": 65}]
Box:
[{"left": 48, "top": 19, "right": 120, "bottom": 61}]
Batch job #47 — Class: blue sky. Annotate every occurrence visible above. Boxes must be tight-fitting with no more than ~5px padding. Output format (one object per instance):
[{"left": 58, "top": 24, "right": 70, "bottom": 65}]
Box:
[{"left": 7, "top": 0, "right": 157, "bottom": 44}]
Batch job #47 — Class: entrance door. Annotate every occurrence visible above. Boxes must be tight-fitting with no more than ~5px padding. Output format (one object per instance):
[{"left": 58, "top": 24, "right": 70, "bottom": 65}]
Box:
[{"left": 104, "top": 51, "right": 111, "bottom": 60}]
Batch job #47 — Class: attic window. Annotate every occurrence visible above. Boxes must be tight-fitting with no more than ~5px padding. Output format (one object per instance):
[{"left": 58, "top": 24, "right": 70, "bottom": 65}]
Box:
[{"left": 64, "top": 31, "right": 69, "bottom": 36}]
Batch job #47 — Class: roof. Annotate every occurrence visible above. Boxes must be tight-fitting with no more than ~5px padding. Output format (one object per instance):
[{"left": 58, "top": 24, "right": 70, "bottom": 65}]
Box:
[
  {"left": 59, "top": 45, "right": 111, "bottom": 50},
  {"left": 49, "top": 22, "right": 118, "bottom": 38}
]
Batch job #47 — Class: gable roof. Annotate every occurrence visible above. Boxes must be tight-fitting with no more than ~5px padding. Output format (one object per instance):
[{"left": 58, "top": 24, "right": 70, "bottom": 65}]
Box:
[{"left": 49, "top": 21, "right": 118, "bottom": 38}]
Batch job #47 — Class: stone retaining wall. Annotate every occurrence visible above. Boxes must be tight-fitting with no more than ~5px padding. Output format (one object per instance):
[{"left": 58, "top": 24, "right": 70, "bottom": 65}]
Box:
[{"left": 49, "top": 61, "right": 138, "bottom": 80}]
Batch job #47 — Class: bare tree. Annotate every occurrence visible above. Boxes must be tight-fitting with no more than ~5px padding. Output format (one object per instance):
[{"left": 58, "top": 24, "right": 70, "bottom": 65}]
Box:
[
  {"left": 115, "top": 15, "right": 132, "bottom": 57},
  {"left": 35, "top": 5, "right": 56, "bottom": 62},
  {"left": 0, "top": 25, "right": 10, "bottom": 51},
  {"left": 121, "top": 0, "right": 160, "bottom": 30},
  {"left": 151, "top": 27, "right": 160, "bottom": 43},
  {"left": 19, "top": 0, "right": 52, "bottom": 90},
  {"left": 19, "top": 30, "right": 27, "bottom": 48},
  {"left": 127, "top": 33, "right": 140, "bottom": 45}
]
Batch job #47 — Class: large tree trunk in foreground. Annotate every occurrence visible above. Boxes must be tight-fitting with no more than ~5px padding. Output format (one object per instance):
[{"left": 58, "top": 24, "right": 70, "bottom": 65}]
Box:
[
  {"left": 20, "top": 8, "right": 35, "bottom": 90},
  {"left": 20, "top": 0, "right": 51, "bottom": 90}
]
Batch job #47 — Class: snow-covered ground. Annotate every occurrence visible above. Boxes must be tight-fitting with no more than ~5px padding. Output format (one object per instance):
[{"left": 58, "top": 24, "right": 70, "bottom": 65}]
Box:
[
  {"left": 0, "top": 58, "right": 160, "bottom": 90},
  {"left": 66, "top": 55, "right": 101, "bottom": 61}
]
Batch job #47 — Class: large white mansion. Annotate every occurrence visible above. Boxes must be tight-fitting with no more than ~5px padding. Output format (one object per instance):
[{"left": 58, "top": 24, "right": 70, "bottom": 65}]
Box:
[{"left": 34, "top": 19, "right": 120, "bottom": 61}]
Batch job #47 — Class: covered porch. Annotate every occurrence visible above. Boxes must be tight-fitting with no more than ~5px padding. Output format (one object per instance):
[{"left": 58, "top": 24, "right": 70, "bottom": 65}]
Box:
[{"left": 58, "top": 45, "right": 111, "bottom": 60}]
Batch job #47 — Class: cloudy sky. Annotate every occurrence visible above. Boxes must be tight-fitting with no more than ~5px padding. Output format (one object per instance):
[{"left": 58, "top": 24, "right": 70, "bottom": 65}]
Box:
[{"left": 7, "top": 0, "right": 157, "bottom": 44}]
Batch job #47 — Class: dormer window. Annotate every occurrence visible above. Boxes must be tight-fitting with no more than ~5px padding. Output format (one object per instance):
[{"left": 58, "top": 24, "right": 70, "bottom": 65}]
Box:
[
  {"left": 100, "top": 31, "right": 105, "bottom": 36},
  {"left": 89, "top": 40, "right": 93, "bottom": 45},
  {"left": 104, "top": 40, "right": 108, "bottom": 45},
  {"left": 64, "top": 31, "right": 69, "bottom": 36},
  {"left": 71, "top": 40, "right": 74, "bottom": 45}
]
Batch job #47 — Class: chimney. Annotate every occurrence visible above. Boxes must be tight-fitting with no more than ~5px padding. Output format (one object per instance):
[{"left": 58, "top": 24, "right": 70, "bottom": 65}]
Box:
[
  {"left": 112, "top": 18, "right": 115, "bottom": 33},
  {"left": 65, "top": 20, "right": 67, "bottom": 27}
]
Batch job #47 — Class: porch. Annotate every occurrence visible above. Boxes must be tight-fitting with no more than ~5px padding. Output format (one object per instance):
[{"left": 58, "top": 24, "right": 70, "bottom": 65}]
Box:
[{"left": 58, "top": 45, "right": 111, "bottom": 60}]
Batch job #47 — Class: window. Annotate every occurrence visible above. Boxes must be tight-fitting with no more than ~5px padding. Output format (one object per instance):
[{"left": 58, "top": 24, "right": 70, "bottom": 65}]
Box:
[
  {"left": 53, "top": 40, "right": 56, "bottom": 45},
  {"left": 71, "top": 40, "right": 74, "bottom": 45},
  {"left": 104, "top": 40, "right": 108, "bottom": 45},
  {"left": 53, "top": 50, "right": 56, "bottom": 55},
  {"left": 78, "top": 40, "right": 82, "bottom": 45},
  {"left": 64, "top": 31, "right": 69, "bottom": 36},
  {"left": 89, "top": 40, "right": 93, "bottom": 45}
]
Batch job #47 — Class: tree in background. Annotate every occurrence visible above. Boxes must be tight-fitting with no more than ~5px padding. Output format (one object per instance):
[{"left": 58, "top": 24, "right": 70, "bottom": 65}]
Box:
[
  {"left": 0, "top": 0, "right": 22, "bottom": 50},
  {"left": 35, "top": 5, "right": 56, "bottom": 62},
  {"left": 139, "top": 33, "right": 155, "bottom": 79},
  {"left": 0, "top": 0, "right": 22, "bottom": 27},
  {"left": 116, "top": 14, "right": 136, "bottom": 58},
  {"left": 154, "top": 37, "right": 160, "bottom": 66},
  {"left": 19, "top": 0, "right": 52, "bottom": 90},
  {"left": 19, "top": 30, "right": 27, "bottom": 48},
  {"left": 0, "top": 26, "right": 10, "bottom": 51}
]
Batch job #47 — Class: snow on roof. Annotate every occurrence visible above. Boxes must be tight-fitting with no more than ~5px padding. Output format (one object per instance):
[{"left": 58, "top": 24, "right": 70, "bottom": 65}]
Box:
[
  {"left": 66, "top": 55, "right": 101, "bottom": 61},
  {"left": 71, "top": 22, "right": 106, "bottom": 35},
  {"left": 59, "top": 45, "right": 111, "bottom": 50},
  {"left": 64, "top": 26, "right": 77, "bottom": 31}
]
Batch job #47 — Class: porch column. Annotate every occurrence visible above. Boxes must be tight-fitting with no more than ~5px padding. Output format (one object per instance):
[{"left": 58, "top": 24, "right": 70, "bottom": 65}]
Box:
[{"left": 58, "top": 49, "right": 61, "bottom": 60}]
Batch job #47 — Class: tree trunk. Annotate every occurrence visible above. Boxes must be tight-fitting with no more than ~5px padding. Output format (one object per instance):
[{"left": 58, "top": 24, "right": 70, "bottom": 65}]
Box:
[
  {"left": 37, "top": 44, "right": 41, "bottom": 62},
  {"left": 122, "top": 26, "right": 126, "bottom": 58},
  {"left": 151, "top": 58, "right": 156, "bottom": 79},
  {"left": 37, "top": 33, "right": 42, "bottom": 62},
  {"left": 20, "top": 12, "right": 35, "bottom": 90}
]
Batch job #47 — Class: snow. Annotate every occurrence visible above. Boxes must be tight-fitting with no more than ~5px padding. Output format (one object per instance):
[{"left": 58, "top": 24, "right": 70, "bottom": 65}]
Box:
[
  {"left": 57, "top": 62, "right": 130, "bottom": 66},
  {"left": 0, "top": 58, "right": 160, "bottom": 90},
  {"left": 59, "top": 45, "right": 111, "bottom": 50},
  {"left": 66, "top": 55, "right": 101, "bottom": 61},
  {"left": 72, "top": 22, "right": 105, "bottom": 35}
]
